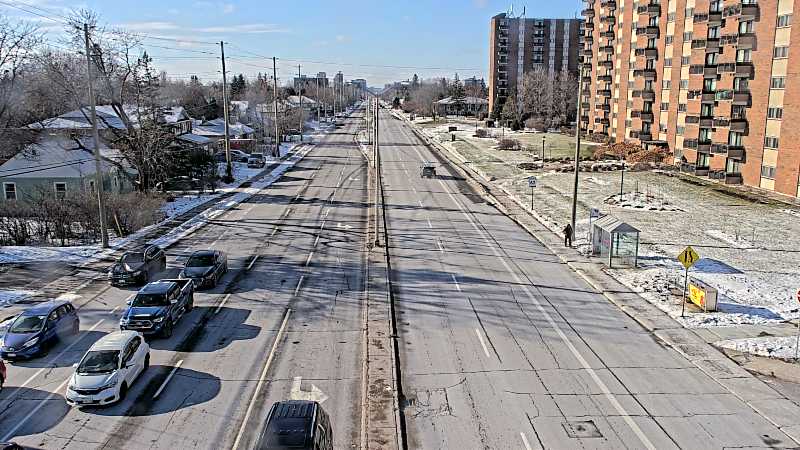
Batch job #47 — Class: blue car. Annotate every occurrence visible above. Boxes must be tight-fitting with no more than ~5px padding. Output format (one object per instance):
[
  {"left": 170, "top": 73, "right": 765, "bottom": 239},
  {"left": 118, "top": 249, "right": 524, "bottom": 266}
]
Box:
[{"left": 0, "top": 301, "right": 80, "bottom": 360}]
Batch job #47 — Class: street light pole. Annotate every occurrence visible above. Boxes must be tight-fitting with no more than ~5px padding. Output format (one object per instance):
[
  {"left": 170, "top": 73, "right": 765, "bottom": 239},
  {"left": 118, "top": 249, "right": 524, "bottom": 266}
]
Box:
[
  {"left": 219, "top": 41, "right": 233, "bottom": 183},
  {"left": 272, "top": 56, "right": 280, "bottom": 158},
  {"left": 83, "top": 23, "right": 109, "bottom": 248},
  {"left": 570, "top": 64, "right": 585, "bottom": 245},
  {"left": 298, "top": 64, "right": 303, "bottom": 144}
]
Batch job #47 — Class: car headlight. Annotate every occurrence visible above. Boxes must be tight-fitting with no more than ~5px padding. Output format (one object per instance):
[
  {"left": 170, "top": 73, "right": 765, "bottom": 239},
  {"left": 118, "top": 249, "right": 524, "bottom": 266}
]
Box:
[
  {"left": 153, "top": 316, "right": 165, "bottom": 323},
  {"left": 22, "top": 337, "right": 39, "bottom": 348},
  {"left": 97, "top": 378, "right": 118, "bottom": 391},
  {"left": 119, "top": 318, "right": 129, "bottom": 326},
  {"left": 132, "top": 270, "right": 143, "bottom": 277}
]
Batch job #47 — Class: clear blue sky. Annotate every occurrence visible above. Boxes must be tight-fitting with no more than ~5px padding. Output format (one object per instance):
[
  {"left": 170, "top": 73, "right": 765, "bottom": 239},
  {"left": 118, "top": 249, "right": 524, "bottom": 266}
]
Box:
[{"left": 3, "top": 0, "right": 583, "bottom": 86}]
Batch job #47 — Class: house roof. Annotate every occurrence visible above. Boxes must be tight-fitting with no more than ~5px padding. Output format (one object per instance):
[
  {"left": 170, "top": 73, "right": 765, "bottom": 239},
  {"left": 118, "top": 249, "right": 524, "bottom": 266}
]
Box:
[
  {"left": 192, "top": 118, "right": 254, "bottom": 138},
  {"left": 435, "top": 96, "right": 489, "bottom": 105},
  {"left": 176, "top": 133, "right": 212, "bottom": 145},
  {"left": 31, "top": 105, "right": 191, "bottom": 130},
  {"left": 0, "top": 133, "right": 130, "bottom": 179},
  {"left": 286, "top": 95, "right": 318, "bottom": 106}
]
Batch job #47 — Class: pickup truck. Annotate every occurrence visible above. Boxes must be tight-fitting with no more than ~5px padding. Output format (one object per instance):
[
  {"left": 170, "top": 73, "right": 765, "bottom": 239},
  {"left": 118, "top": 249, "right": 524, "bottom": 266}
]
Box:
[{"left": 119, "top": 279, "right": 194, "bottom": 338}]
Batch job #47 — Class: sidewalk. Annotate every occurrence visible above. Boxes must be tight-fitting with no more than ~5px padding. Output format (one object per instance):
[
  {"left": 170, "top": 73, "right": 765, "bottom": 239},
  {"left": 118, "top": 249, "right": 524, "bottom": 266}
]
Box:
[{"left": 392, "top": 109, "right": 800, "bottom": 445}]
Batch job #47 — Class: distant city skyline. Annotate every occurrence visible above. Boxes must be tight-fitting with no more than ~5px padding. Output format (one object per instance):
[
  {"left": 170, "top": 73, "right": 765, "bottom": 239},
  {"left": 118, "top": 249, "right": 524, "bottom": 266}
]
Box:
[{"left": 1, "top": 0, "right": 583, "bottom": 86}]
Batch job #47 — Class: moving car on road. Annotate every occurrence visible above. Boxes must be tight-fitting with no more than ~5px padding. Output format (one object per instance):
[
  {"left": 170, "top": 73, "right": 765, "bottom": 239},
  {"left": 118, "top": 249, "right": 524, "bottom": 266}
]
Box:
[
  {"left": 119, "top": 279, "right": 194, "bottom": 338},
  {"left": 247, "top": 152, "right": 267, "bottom": 168},
  {"left": 179, "top": 250, "right": 228, "bottom": 289},
  {"left": 66, "top": 330, "right": 150, "bottom": 407},
  {"left": 255, "top": 400, "right": 333, "bottom": 450},
  {"left": 421, "top": 162, "right": 437, "bottom": 178},
  {"left": 0, "top": 301, "right": 79, "bottom": 360},
  {"left": 109, "top": 245, "right": 167, "bottom": 287}
]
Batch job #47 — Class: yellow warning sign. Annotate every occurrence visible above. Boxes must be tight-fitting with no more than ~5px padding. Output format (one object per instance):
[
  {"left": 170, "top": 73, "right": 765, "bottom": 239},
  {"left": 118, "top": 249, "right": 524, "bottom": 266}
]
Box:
[{"left": 677, "top": 246, "right": 700, "bottom": 270}]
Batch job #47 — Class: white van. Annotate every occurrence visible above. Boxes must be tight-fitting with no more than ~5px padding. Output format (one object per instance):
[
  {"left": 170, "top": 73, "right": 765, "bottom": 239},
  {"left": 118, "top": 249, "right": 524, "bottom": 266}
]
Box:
[{"left": 66, "top": 330, "right": 150, "bottom": 407}]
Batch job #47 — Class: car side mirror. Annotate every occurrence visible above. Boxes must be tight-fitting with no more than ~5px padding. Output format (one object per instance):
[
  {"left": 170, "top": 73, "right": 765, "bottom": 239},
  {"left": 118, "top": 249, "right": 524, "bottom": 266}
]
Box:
[
  {"left": 72, "top": 363, "right": 78, "bottom": 368},
  {"left": 126, "top": 300, "right": 132, "bottom": 305}
]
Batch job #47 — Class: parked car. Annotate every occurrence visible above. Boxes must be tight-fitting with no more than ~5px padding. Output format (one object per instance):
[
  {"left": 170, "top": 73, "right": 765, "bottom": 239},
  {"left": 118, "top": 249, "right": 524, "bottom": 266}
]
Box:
[
  {"left": 215, "top": 150, "right": 249, "bottom": 163},
  {"left": 247, "top": 152, "right": 266, "bottom": 168},
  {"left": 155, "top": 176, "right": 206, "bottom": 192},
  {"left": 109, "top": 245, "right": 167, "bottom": 287},
  {"left": 0, "top": 301, "right": 80, "bottom": 360},
  {"left": 0, "top": 443, "right": 22, "bottom": 450},
  {"left": 119, "top": 279, "right": 194, "bottom": 338},
  {"left": 65, "top": 330, "right": 149, "bottom": 407},
  {"left": 179, "top": 250, "right": 228, "bottom": 289},
  {"left": 255, "top": 400, "right": 333, "bottom": 450},
  {"left": 0, "top": 359, "right": 5, "bottom": 391}
]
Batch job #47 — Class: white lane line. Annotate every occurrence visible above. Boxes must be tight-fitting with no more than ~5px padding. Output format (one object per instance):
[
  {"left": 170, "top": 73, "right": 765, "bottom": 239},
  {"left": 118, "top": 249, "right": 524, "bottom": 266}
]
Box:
[
  {"left": 520, "top": 432, "right": 533, "bottom": 450},
  {"left": 313, "top": 235, "right": 320, "bottom": 247},
  {"left": 294, "top": 275, "right": 305, "bottom": 296},
  {"left": 418, "top": 200, "right": 424, "bottom": 207},
  {"left": 436, "top": 177, "right": 657, "bottom": 450},
  {"left": 436, "top": 239, "right": 445, "bottom": 253},
  {"left": 450, "top": 274, "right": 461, "bottom": 292},
  {"left": 247, "top": 255, "right": 259, "bottom": 270},
  {"left": 215, "top": 293, "right": 232, "bottom": 314},
  {"left": 232, "top": 309, "right": 292, "bottom": 450},
  {"left": 427, "top": 219, "right": 433, "bottom": 229},
  {"left": 475, "top": 329, "right": 492, "bottom": 359},
  {"left": 305, "top": 251, "right": 314, "bottom": 266},
  {"left": 1, "top": 377, "right": 70, "bottom": 441},
  {"left": 270, "top": 227, "right": 278, "bottom": 237},
  {"left": 153, "top": 359, "right": 184, "bottom": 399},
  {"left": 209, "top": 230, "right": 229, "bottom": 248}
]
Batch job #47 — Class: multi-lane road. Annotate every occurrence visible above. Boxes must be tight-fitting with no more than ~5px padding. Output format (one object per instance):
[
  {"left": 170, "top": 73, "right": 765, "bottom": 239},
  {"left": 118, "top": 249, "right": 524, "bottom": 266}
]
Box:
[{"left": 1, "top": 105, "right": 799, "bottom": 449}]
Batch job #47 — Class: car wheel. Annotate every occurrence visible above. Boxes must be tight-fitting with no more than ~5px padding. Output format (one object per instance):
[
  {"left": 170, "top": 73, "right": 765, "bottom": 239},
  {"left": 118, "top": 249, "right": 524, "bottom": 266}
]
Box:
[
  {"left": 0, "top": 375, "right": 4, "bottom": 391},
  {"left": 143, "top": 353, "right": 150, "bottom": 371},
  {"left": 141, "top": 271, "right": 149, "bottom": 284},
  {"left": 118, "top": 382, "right": 128, "bottom": 401},
  {"left": 186, "top": 296, "right": 194, "bottom": 312},
  {"left": 162, "top": 320, "right": 173, "bottom": 339}
]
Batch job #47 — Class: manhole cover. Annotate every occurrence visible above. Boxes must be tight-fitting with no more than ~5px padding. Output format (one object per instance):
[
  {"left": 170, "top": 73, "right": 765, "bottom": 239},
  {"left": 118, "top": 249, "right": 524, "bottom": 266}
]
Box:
[{"left": 563, "top": 420, "right": 602, "bottom": 438}]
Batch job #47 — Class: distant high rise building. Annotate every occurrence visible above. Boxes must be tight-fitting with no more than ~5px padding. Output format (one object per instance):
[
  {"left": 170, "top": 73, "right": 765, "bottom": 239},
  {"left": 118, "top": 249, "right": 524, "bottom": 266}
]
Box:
[
  {"left": 581, "top": 0, "right": 800, "bottom": 198},
  {"left": 294, "top": 73, "right": 328, "bottom": 92},
  {"left": 351, "top": 78, "right": 368, "bottom": 91},
  {"left": 488, "top": 13, "right": 582, "bottom": 115},
  {"left": 334, "top": 72, "right": 344, "bottom": 88}
]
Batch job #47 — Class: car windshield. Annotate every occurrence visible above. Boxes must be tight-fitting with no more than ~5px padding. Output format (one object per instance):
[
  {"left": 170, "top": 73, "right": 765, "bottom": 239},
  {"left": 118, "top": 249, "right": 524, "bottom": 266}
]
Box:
[
  {"left": 9, "top": 315, "right": 46, "bottom": 333},
  {"left": 120, "top": 253, "right": 144, "bottom": 264},
  {"left": 187, "top": 255, "right": 215, "bottom": 267},
  {"left": 77, "top": 350, "right": 119, "bottom": 374},
  {"left": 132, "top": 293, "right": 169, "bottom": 307}
]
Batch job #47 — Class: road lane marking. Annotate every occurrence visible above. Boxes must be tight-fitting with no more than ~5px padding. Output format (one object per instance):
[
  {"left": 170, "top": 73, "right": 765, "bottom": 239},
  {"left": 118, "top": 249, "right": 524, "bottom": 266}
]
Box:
[
  {"left": 294, "top": 275, "right": 305, "bottom": 296},
  {"left": 215, "top": 293, "right": 232, "bottom": 314},
  {"left": 314, "top": 235, "right": 320, "bottom": 247},
  {"left": 520, "top": 432, "right": 533, "bottom": 450},
  {"left": 451, "top": 274, "right": 461, "bottom": 292},
  {"left": 153, "top": 359, "right": 184, "bottom": 399},
  {"left": 209, "top": 230, "right": 229, "bottom": 248},
  {"left": 436, "top": 175, "right": 657, "bottom": 450},
  {"left": 1, "top": 377, "right": 70, "bottom": 441},
  {"left": 418, "top": 200, "right": 424, "bottom": 207},
  {"left": 305, "top": 251, "right": 314, "bottom": 266},
  {"left": 270, "top": 227, "right": 278, "bottom": 237},
  {"left": 437, "top": 239, "right": 445, "bottom": 253},
  {"left": 232, "top": 308, "right": 292, "bottom": 450},
  {"left": 427, "top": 219, "right": 433, "bottom": 229},
  {"left": 475, "top": 329, "right": 492, "bottom": 359},
  {"left": 247, "top": 255, "right": 259, "bottom": 270}
]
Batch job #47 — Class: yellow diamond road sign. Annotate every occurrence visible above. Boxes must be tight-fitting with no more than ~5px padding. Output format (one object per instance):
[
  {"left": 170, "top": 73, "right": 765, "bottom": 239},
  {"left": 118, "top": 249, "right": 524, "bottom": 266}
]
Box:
[{"left": 678, "top": 246, "right": 700, "bottom": 269}]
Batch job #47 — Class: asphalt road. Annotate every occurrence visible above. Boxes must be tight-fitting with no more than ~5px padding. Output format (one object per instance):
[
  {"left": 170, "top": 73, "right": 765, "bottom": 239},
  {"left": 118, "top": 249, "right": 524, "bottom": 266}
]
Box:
[
  {"left": 379, "top": 109, "right": 799, "bottom": 450},
  {"left": 0, "top": 115, "right": 369, "bottom": 449}
]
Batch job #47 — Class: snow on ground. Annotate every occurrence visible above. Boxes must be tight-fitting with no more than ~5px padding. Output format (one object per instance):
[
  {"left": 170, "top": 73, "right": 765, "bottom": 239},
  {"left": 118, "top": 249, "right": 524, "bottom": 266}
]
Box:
[
  {"left": 717, "top": 335, "right": 800, "bottom": 361},
  {"left": 783, "top": 209, "right": 800, "bottom": 219},
  {"left": 0, "top": 290, "right": 39, "bottom": 307},
  {"left": 704, "top": 229, "right": 754, "bottom": 249}
]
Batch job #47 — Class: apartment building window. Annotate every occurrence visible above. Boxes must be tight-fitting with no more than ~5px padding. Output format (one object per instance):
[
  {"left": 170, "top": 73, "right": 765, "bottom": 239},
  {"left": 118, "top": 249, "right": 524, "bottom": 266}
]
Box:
[
  {"left": 706, "top": 52, "right": 718, "bottom": 65},
  {"left": 3, "top": 182, "right": 16, "bottom": 201},
  {"left": 678, "top": 103, "right": 687, "bottom": 112},
  {"left": 729, "top": 132, "right": 743, "bottom": 146},
  {"left": 661, "top": 102, "right": 669, "bottom": 111},
  {"left": 685, "top": 7, "right": 694, "bottom": 18},
  {"left": 660, "top": 123, "right": 668, "bottom": 132},
  {"left": 701, "top": 104, "right": 714, "bottom": 117},
  {"left": 680, "top": 80, "right": 689, "bottom": 89},
  {"left": 765, "top": 136, "right": 780, "bottom": 148},
  {"left": 774, "top": 46, "right": 789, "bottom": 59},
  {"left": 665, "top": 58, "right": 672, "bottom": 67},
  {"left": 677, "top": 126, "right": 685, "bottom": 135},
  {"left": 761, "top": 165, "right": 776, "bottom": 179},
  {"left": 54, "top": 182, "right": 67, "bottom": 199},
  {"left": 665, "top": 36, "right": 674, "bottom": 45},
  {"left": 699, "top": 128, "right": 712, "bottom": 142},
  {"left": 625, "top": 119, "right": 632, "bottom": 127},
  {"left": 683, "top": 32, "right": 693, "bottom": 42},
  {"left": 662, "top": 79, "right": 671, "bottom": 89},
  {"left": 710, "top": 0, "right": 722, "bottom": 12},
  {"left": 703, "top": 78, "right": 717, "bottom": 91},
  {"left": 734, "top": 77, "right": 749, "bottom": 91},
  {"left": 697, "top": 153, "right": 710, "bottom": 167},
  {"left": 627, "top": 100, "right": 633, "bottom": 108},
  {"left": 771, "top": 77, "right": 786, "bottom": 89},
  {"left": 739, "top": 20, "right": 754, "bottom": 34},
  {"left": 767, "top": 107, "right": 784, "bottom": 119},
  {"left": 732, "top": 105, "right": 747, "bottom": 118},
  {"left": 681, "top": 56, "right": 691, "bottom": 65},
  {"left": 736, "top": 49, "right": 752, "bottom": 63},
  {"left": 668, "top": 12, "right": 676, "bottom": 22},
  {"left": 777, "top": 14, "right": 793, "bottom": 28}
]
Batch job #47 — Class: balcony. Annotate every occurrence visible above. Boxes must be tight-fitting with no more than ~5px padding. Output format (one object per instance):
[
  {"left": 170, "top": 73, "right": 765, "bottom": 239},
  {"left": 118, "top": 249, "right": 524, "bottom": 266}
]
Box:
[
  {"left": 691, "top": 39, "right": 707, "bottom": 49},
  {"left": 736, "top": 63, "right": 754, "bottom": 77},
  {"left": 737, "top": 33, "right": 756, "bottom": 49},
  {"left": 582, "top": 8, "right": 595, "bottom": 17},
  {"left": 598, "top": 74, "right": 613, "bottom": 82},
  {"left": 701, "top": 92, "right": 716, "bottom": 102},
  {"left": 598, "top": 89, "right": 612, "bottom": 97},
  {"left": 585, "top": 22, "right": 595, "bottom": 30},
  {"left": 600, "top": 0, "right": 617, "bottom": 8},
  {"left": 639, "top": 112, "right": 655, "bottom": 122},
  {"left": 581, "top": 115, "right": 590, "bottom": 123},
  {"left": 637, "top": 4, "right": 661, "bottom": 15},
  {"left": 684, "top": 139, "right": 699, "bottom": 148},
  {"left": 633, "top": 68, "right": 657, "bottom": 79},
  {"left": 733, "top": 90, "right": 751, "bottom": 106},
  {"left": 635, "top": 48, "right": 658, "bottom": 58},
  {"left": 601, "top": 15, "right": 616, "bottom": 24},
  {"left": 708, "top": 11, "right": 723, "bottom": 23},
  {"left": 585, "top": 36, "right": 594, "bottom": 45},
  {"left": 711, "top": 144, "right": 728, "bottom": 154},
  {"left": 699, "top": 117, "right": 714, "bottom": 127},
  {"left": 704, "top": 66, "right": 718, "bottom": 77},
  {"left": 706, "top": 38, "right": 720, "bottom": 50},
  {"left": 717, "top": 63, "right": 736, "bottom": 74},
  {"left": 689, "top": 64, "right": 705, "bottom": 75},
  {"left": 595, "top": 117, "right": 610, "bottom": 125},
  {"left": 601, "top": 45, "right": 614, "bottom": 53},
  {"left": 730, "top": 117, "right": 748, "bottom": 133},
  {"left": 641, "top": 89, "right": 655, "bottom": 101},
  {"left": 600, "top": 60, "right": 614, "bottom": 68},
  {"left": 685, "top": 115, "right": 700, "bottom": 124},
  {"left": 741, "top": 3, "right": 759, "bottom": 19},
  {"left": 727, "top": 146, "right": 745, "bottom": 159},
  {"left": 721, "top": 34, "right": 738, "bottom": 45},
  {"left": 715, "top": 90, "right": 734, "bottom": 101},
  {"left": 725, "top": 173, "right": 743, "bottom": 185},
  {"left": 601, "top": 30, "right": 616, "bottom": 39},
  {"left": 697, "top": 140, "right": 712, "bottom": 153},
  {"left": 599, "top": 103, "right": 611, "bottom": 112},
  {"left": 583, "top": 49, "right": 594, "bottom": 57},
  {"left": 636, "top": 26, "right": 660, "bottom": 37},
  {"left": 713, "top": 118, "right": 730, "bottom": 127},
  {"left": 637, "top": 132, "right": 653, "bottom": 141}
]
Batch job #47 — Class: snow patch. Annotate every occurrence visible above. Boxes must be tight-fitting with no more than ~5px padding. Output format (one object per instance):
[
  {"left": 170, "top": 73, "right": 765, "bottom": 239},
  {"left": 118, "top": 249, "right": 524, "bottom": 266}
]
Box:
[
  {"left": 0, "top": 290, "right": 39, "bottom": 307},
  {"left": 717, "top": 335, "right": 800, "bottom": 360},
  {"left": 705, "top": 229, "right": 754, "bottom": 249}
]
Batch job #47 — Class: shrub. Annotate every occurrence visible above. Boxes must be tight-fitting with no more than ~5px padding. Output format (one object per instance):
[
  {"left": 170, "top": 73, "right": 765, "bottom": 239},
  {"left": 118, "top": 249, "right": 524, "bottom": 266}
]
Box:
[
  {"left": 497, "top": 138, "right": 522, "bottom": 151},
  {"left": 474, "top": 128, "right": 489, "bottom": 138},
  {"left": 106, "top": 192, "right": 164, "bottom": 237}
]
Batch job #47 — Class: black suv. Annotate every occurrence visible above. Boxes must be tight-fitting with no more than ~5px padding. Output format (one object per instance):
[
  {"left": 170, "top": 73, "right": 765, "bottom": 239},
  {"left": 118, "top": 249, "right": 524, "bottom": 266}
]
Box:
[
  {"left": 255, "top": 400, "right": 332, "bottom": 450},
  {"left": 109, "top": 245, "right": 167, "bottom": 286}
]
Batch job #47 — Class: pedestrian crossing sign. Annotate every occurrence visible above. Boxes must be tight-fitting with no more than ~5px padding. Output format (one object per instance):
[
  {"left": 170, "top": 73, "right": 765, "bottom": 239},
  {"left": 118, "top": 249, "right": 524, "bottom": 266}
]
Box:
[{"left": 677, "top": 246, "right": 700, "bottom": 269}]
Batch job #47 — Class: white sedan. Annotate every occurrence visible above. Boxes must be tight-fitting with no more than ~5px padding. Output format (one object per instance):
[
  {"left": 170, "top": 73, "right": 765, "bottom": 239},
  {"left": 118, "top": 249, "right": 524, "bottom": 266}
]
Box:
[{"left": 66, "top": 330, "right": 150, "bottom": 407}]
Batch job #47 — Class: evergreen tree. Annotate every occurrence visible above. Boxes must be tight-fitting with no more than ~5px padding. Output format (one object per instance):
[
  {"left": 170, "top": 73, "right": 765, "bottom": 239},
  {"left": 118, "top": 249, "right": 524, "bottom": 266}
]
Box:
[{"left": 450, "top": 76, "right": 466, "bottom": 116}]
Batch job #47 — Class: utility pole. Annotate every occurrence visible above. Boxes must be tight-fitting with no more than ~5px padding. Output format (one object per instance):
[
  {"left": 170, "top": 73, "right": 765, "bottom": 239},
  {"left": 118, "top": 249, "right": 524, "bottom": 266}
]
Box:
[
  {"left": 316, "top": 74, "right": 321, "bottom": 123},
  {"left": 298, "top": 65, "right": 303, "bottom": 144},
  {"left": 570, "top": 63, "right": 585, "bottom": 246},
  {"left": 219, "top": 41, "right": 233, "bottom": 182},
  {"left": 272, "top": 56, "right": 280, "bottom": 158},
  {"left": 83, "top": 23, "right": 109, "bottom": 248}
]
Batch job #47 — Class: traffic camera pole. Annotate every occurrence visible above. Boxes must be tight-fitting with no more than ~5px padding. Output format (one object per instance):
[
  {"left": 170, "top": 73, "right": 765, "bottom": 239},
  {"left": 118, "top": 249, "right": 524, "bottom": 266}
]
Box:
[
  {"left": 219, "top": 41, "right": 233, "bottom": 182},
  {"left": 570, "top": 65, "right": 585, "bottom": 245},
  {"left": 83, "top": 23, "right": 109, "bottom": 248}
]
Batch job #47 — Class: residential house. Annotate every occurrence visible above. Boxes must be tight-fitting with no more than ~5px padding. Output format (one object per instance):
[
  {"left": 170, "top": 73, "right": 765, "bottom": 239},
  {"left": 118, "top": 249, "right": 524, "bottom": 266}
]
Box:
[
  {"left": 192, "top": 118, "right": 256, "bottom": 152},
  {"left": 435, "top": 96, "right": 489, "bottom": 117}
]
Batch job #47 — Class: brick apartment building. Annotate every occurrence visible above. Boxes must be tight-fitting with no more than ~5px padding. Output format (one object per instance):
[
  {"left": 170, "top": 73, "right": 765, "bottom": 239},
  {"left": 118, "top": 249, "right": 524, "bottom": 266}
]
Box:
[
  {"left": 581, "top": 0, "right": 800, "bottom": 199},
  {"left": 488, "top": 13, "right": 583, "bottom": 115}
]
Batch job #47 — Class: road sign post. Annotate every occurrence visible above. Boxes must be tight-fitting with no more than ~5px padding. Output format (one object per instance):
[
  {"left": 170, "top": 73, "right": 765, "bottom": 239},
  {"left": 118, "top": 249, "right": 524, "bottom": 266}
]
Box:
[
  {"left": 795, "top": 289, "right": 800, "bottom": 360},
  {"left": 528, "top": 176, "right": 537, "bottom": 210},
  {"left": 677, "top": 246, "right": 700, "bottom": 318}
]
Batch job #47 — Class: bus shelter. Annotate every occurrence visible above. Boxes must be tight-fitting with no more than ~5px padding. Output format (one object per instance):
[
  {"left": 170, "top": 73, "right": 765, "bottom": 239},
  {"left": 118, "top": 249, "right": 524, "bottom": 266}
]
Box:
[{"left": 591, "top": 216, "right": 640, "bottom": 268}]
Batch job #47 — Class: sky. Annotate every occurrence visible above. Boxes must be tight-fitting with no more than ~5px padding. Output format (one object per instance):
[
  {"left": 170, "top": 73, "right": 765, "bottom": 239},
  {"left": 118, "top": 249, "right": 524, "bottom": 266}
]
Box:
[{"left": 2, "top": 0, "right": 583, "bottom": 86}]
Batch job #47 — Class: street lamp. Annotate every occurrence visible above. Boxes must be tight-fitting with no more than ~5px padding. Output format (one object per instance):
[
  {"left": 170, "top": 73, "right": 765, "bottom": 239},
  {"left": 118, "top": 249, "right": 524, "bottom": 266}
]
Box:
[{"left": 541, "top": 136, "right": 546, "bottom": 159}]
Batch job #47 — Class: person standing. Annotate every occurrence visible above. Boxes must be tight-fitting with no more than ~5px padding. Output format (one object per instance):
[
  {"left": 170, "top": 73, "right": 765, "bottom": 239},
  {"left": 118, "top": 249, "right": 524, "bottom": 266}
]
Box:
[{"left": 563, "top": 223, "right": 573, "bottom": 247}]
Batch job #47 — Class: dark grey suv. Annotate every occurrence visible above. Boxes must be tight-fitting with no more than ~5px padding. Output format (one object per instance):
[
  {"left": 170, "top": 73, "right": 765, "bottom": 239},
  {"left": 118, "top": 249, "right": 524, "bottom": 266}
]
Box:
[{"left": 109, "top": 245, "right": 167, "bottom": 286}]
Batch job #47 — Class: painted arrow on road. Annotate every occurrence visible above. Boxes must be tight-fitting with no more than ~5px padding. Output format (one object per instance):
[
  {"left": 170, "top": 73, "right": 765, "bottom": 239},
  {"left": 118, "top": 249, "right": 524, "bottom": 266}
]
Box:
[
  {"left": 337, "top": 223, "right": 353, "bottom": 230},
  {"left": 291, "top": 376, "right": 329, "bottom": 403}
]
